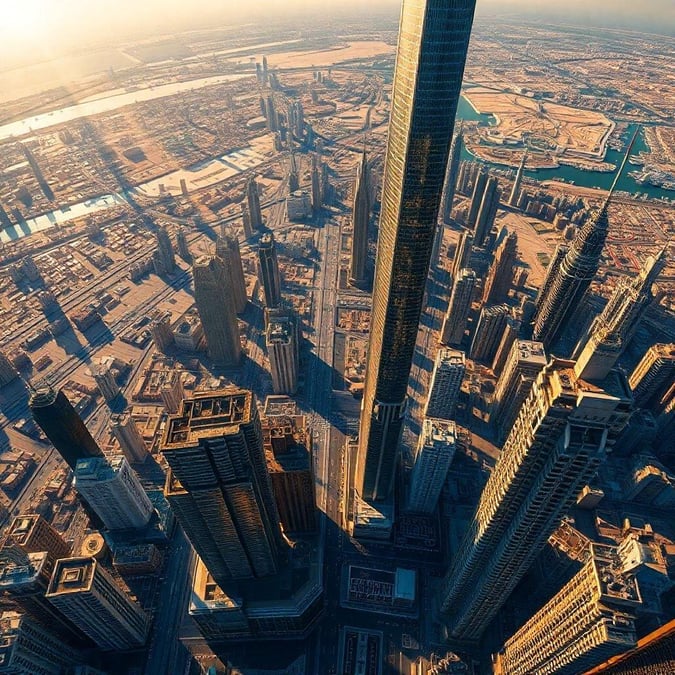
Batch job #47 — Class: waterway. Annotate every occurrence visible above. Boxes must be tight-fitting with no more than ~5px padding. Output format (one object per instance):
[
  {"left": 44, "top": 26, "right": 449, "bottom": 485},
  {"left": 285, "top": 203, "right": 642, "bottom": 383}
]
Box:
[{"left": 456, "top": 96, "right": 672, "bottom": 201}]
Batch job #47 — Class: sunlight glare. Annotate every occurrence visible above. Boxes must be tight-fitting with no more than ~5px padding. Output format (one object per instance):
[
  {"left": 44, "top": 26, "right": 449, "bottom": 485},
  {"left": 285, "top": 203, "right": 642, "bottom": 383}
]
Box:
[{"left": 1, "top": 0, "right": 50, "bottom": 42}]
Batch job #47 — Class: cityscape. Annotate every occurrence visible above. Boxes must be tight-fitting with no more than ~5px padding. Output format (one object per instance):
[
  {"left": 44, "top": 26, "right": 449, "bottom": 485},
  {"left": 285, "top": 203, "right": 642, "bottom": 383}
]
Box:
[{"left": 0, "top": 1, "right": 673, "bottom": 674}]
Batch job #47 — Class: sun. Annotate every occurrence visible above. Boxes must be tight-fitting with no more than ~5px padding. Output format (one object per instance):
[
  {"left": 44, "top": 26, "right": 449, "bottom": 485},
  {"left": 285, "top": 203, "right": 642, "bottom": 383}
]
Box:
[{"left": 0, "top": 1, "right": 49, "bottom": 42}]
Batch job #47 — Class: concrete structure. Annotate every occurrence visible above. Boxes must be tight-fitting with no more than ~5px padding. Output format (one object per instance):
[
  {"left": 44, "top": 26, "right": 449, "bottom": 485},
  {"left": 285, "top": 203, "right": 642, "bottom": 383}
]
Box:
[
  {"left": 450, "top": 229, "right": 473, "bottom": 278},
  {"left": 482, "top": 230, "right": 518, "bottom": 305},
  {"left": 491, "top": 315, "right": 522, "bottom": 375},
  {"left": 160, "top": 372, "right": 185, "bottom": 414},
  {"left": 29, "top": 384, "right": 104, "bottom": 470},
  {"left": 193, "top": 255, "right": 241, "bottom": 366},
  {"left": 240, "top": 203, "right": 253, "bottom": 239},
  {"left": 161, "top": 389, "right": 285, "bottom": 586},
  {"left": 149, "top": 314, "right": 174, "bottom": 353},
  {"left": 258, "top": 232, "right": 282, "bottom": 309},
  {"left": 215, "top": 226, "right": 248, "bottom": 314},
  {"left": 246, "top": 178, "right": 263, "bottom": 230},
  {"left": 440, "top": 359, "right": 632, "bottom": 639},
  {"left": 440, "top": 269, "right": 477, "bottom": 347},
  {"left": 176, "top": 226, "right": 191, "bottom": 260},
  {"left": 172, "top": 317, "right": 204, "bottom": 352},
  {"left": 465, "top": 168, "right": 488, "bottom": 232},
  {"left": 0, "top": 352, "right": 18, "bottom": 388},
  {"left": 153, "top": 226, "right": 176, "bottom": 275},
  {"left": 4, "top": 514, "right": 70, "bottom": 571},
  {"left": 355, "top": 0, "right": 477, "bottom": 502},
  {"left": 493, "top": 544, "right": 640, "bottom": 675},
  {"left": 286, "top": 190, "right": 312, "bottom": 221},
  {"left": 470, "top": 304, "right": 510, "bottom": 365},
  {"left": 46, "top": 557, "right": 149, "bottom": 651},
  {"left": 628, "top": 343, "right": 675, "bottom": 415},
  {"left": 508, "top": 151, "right": 527, "bottom": 207},
  {"left": 74, "top": 456, "right": 153, "bottom": 531},
  {"left": 491, "top": 340, "right": 547, "bottom": 442},
  {"left": 408, "top": 418, "right": 456, "bottom": 514},
  {"left": 473, "top": 175, "right": 500, "bottom": 246},
  {"left": 311, "top": 154, "right": 322, "bottom": 214},
  {"left": 425, "top": 348, "right": 465, "bottom": 420},
  {"left": 91, "top": 364, "right": 119, "bottom": 403},
  {"left": 441, "top": 125, "right": 463, "bottom": 224},
  {"left": 266, "top": 312, "right": 300, "bottom": 395},
  {"left": 111, "top": 413, "right": 149, "bottom": 464},
  {"left": 288, "top": 152, "right": 299, "bottom": 192},
  {"left": 349, "top": 150, "right": 372, "bottom": 287}
]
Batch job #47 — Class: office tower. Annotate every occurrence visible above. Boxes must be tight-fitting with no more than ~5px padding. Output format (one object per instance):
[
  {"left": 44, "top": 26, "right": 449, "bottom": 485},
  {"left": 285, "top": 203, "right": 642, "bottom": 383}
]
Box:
[
  {"left": 532, "top": 134, "right": 636, "bottom": 348},
  {"left": 470, "top": 304, "right": 510, "bottom": 364},
  {"left": 110, "top": 413, "right": 149, "bottom": 464},
  {"left": 355, "top": 0, "right": 477, "bottom": 502},
  {"left": 266, "top": 312, "right": 299, "bottom": 395},
  {"left": 91, "top": 364, "right": 119, "bottom": 403},
  {"left": 215, "top": 226, "right": 248, "bottom": 314},
  {"left": 440, "top": 269, "right": 477, "bottom": 346},
  {"left": 474, "top": 175, "right": 501, "bottom": 246},
  {"left": 0, "top": 611, "right": 85, "bottom": 674},
  {"left": 0, "top": 351, "right": 18, "bottom": 388},
  {"left": 425, "top": 348, "right": 465, "bottom": 420},
  {"left": 440, "top": 359, "right": 632, "bottom": 639},
  {"left": 491, "top": 314, "right": 521, "bottom": 375},
  {"left": 288, "top": 152, "right": 299, "bottom": 193},
  {"left": 29, "top": 384, "right": 104, "bottom": 470},
  {"left": 160, "top": 372, "right": 184, "bottom": 414},
  {"left": 149, "top": 314, "right": 174, "bottom": 352},
  {"left": 162, "top": 390, "right": 285, "bottom": 586},
  {"left": 258, "top": 232, "right": 282, "bottom": 308},
  {"left": 629, "top": 343, "right": 675, "bottom": 415},
  {"left": 574, "top": 249, "right": 667, "bottom": 381},
  {"left": 74, "top": 456, "right": 153, "bottom": 531},
  {"left": 508, "top": 151, "right": 527, "bottom": 207},
  {"left": 465, "top": 168, "right": 488, "bottom": 231},
  {"left": 493, "top": 544, "right": 640, "bottom": 675},
  {"left": 263, "top": 413, "right": 316, "bottom": 533},
  {"left": 311, "top": 154, "right": 322, "bottom": 213},
  {"left": 265, "top": 95, "right": 278, "bottom": 132},
  {"left": 46, "top": 557, "right": 149, "bottom": 651},
  {"left": 4, "top": 514, "right": 70, "bottom": 571},
  {"left": 535, "top": 243, "right": 568, "bottom": 309},
  {"left": 246, "top": 177, "right": 263, "bottom": 230},
  {"left": 451, "top": 229, "right": 473, "bottom": 278},
  {"left": 154, "top": 226, "right": 176, "bottom": 274},
  {"left": 349, "top": 150, "right": 372, "bottom": 286},
  {"left": 482, "top": 230, "right": 518, "bottom": 305},
  {"left": 193, "top": 255, "right": 241, "bottom": 366},
  {"left": 241, "top": 203, "right": 253, "bottom": 239},
  {"left": 408, "top": 418, "right": 456, "bottom": 515},
  {"left": 441, "top": 125, "right": 464, "bottom": 223}
]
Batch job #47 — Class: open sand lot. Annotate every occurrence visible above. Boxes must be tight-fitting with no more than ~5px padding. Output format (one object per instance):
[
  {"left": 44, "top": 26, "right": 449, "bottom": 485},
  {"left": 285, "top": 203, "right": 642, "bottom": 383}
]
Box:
[{"left": 252, "top": 41, "right": 395, "bottom": 69}]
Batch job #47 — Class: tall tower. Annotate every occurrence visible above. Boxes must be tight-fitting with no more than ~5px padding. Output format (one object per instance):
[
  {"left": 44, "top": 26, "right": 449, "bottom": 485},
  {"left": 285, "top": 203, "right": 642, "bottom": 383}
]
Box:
[
  {"left": 508, "top": 151, "right": 527, "bottom": 207},
  {"left": 29, "top": 384, "right": 104, "bottom": 470},
  {"left": 408, "top": 418, "right": 456, "bottom": 515},
  {"left": 216, "top": 226, "right": 248, "bottom": 314},
  {"left": 311, "top": 153, "right": 322, "bottom": 214},
  {"left": 470, "top": 304, "right": 510, "bottom": 365},
  {"left": 266, "top": 311, "right": 300, "bottom": 395},
  {"left": 154, "top": 226, "right": 176, "bottom": 275},
  {"left": 465, "top": 168, "right": 488, "bottom": 231},
  {"left": 573, "top": 249, "right": 667, "bottom": 381},
  {"left": 628, "top": 343, "right": 675, "bottom": 415},
  {"left": 193, "top": 255, "right": 241, "bottom": 366},
  {"left": 46, "top": 557, "right": 149, "bottom": 651},
  {"left": 441, "top": 125, "right": 464, "bottom": 223},
  {"left": 246, "top": 177, "right": 263, "bottom": 230},
  {"left": 482, "top": 230, "right": 518, "bottom": 305},
  {"left": 451, "top": 229, "right": 473, "bottom": 278},
  {"left": 241, "top": 203, "right": 253, "bottom": 239},
  {"left": 355, "top": 0, "right": 477, "bottom": 502},
  {"left": 176, "top": 226, "right": 191, "bottom": 261},
  {"left": 425, "top": 348, "right": 465, "bottom": 420},
  {"left": 161, "top": 389, "right": 285, "bottom": 586},
  {"left": 110, "top": 412, "right": 149, "bottom": 464},
  {"left": 258, "top": 232, "right": 283, "bottom": 308},
  {"left": 440, "top": 269, "right": 477, "bottom": 346},
  {"left": 288, "top": 152, "right": 299, "bottom": 193},
  {"left": 74, "top": 456, "right": 154, "bottom": 531},
  {"left": 532, "top": 132, "right": 637, "bottom": 349},
  {"left": 493, "top": 544, "right": 640, "bottom": 675},
  {"left": 349, "top": 150, "right": 372, "bottom": 287},
  {"left": 473, "top": 175, "right": 501, "bottom": 247},
  {"left": 4, "top": 514, "right": 70, "bottom": 571},
  {"left": 440, "top": 359, "right": 632, "bottom": 639}
]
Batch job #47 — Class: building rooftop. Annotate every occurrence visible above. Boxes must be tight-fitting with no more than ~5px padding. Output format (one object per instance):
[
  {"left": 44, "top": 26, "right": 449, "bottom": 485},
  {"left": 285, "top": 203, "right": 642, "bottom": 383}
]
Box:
[
  {"left": 423, "top": 418, "right": 457, "bottom": 446},
  {"left": 266, "top": 319, "right": 293, "bottom": 345},
  {"left": 516, "top": 340, "right": 547, "bottom": 365},
  {"left": 264, "top": 395, "right": 298, "bottom": 417},
  {"left": 75, "top": 455, "right": 126, "bottom": 481},
  {"left": 436, "top": 348, "right": 465, "bottom": 367},
  {"left": 6, "top": 515, "right": 40, "bottom": 546},
  {"left": 0, "top": 551, "right": 48, "bottom": 589},
  {"left": 590, "top": 544, "right": 642, "bottom": 608},
  {"left": 46, "top": 557, "right": 96, "bottom": 596}
]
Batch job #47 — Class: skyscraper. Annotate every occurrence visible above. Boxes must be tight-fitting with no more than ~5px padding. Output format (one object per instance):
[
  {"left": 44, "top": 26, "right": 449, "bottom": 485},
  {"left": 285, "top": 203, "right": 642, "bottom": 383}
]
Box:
[
  {"left": 154, "top": 226, "right": 176, "bottom": 275},
  {"left": 176, "top": 226, "right": 191, "bottom": 261},
  {"left": 532, "top": 133, "right": 637, "bottom": 348},
  {"left": 46, "top": 557, "right": 149, "bottom": 651},
  {"left": 451, "top": 229, "right": 473, "bottom": 278},
  {"left": 408, "top": 418, "right": 456, "bottom": 515},
  {"left": 193, "top": 255, "right": 241, "bottom": 366},
  {"left": 465, "top": 168, "right": 488, "bottom": 231},
  {"left": 470, "top": 304, "right": 510, "bottom": 365},
  {"left": 491, "top": 315, "right": 522, "bottom": 375},
  {"left": 440, "top": 359, "right": 632, "bottom": 639},
  {"left": 628, "top": 343, "right": 675, "bottom": 415},
  {"left": 355, "top": 0, "right": 477, "bottom": 502},
  {"left": 241, "top": 203, "right": 253, "bottom": 239},
  {"left": 110, "top": 412, "right": 149, "bottom": 464},
  {"left": 258, "top": 232, "right": 282, "bottom": 308},
  {"left": 311, "top": 153, "right": 322, "bottom": 214},
  {"left": 473, "top": 174, "right": 501, "bottom": 247},
  {"left": 161, "top": 389, "right": 285, "bottom": 586},
  {"left": 440, "top": 269, "right": 477, "bottom": 346},
  {"left": 441, "top": 125, "right": 464, "bottom": 224},
  {"left": 482, "top": 230, "right": 518, "bottom": 305},
  {"left": 573, "top": 249, "right": 667, "bottom": 381},
  {"left": 425, "top": 348, "right": 466, "bottom": 420},
  {"left": 246, "top": 177, "right": 263, "bottom": 230},
  {"left": 4, "top": 514, "right": 70, "bottom": 572},
  {"left": 74, "top": 456, "right": 153, "bottom": 531},
  {"left": 493, "top": 544, "right": 640, "bottom": 675},
  {"left": 349, "top": 150, "right": 372, "bottom": 287},
  {"left": 29, "top": 384, "right": 104, "bottom": 470},
  {"left": 288, "top": 152, "right": 299, "bottom": 193},
  {"left": 215, "top": 226, "right": 248, "bottom": 314},
  {"left": 266, "top": 311, "right": 300, "bottom": 395},
  {"left": 508, "top": 151, "right": 527, "bottom": 208}
]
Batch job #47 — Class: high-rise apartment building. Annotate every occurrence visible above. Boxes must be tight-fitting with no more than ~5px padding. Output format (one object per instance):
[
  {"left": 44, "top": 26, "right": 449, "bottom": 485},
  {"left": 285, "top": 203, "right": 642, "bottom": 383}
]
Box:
[
  {"left": 266, "top": 312, "right": 300, "bottom": 395},
  {"left": 470, "top": 304, "right": 510, "bottom": 365},
  {"left": 482, "top": 230, "right": 518, "bottom": 305},
  {"left": 149, "top": 313, "right": 174, "bottom": 352},
  {"left": 161, "top": 390, "right": 285, "bottom": 586},
  {"left": 29, "top": 384, "right": 103, "bottom": 470},
  {"left": 110, "top": 413, "right": 149, "bottom": 464},
  {"left": 0, "top": 351, "right": 18, "bottom": 388},
  {"left": 408, "top": 418, "right": 456, "bottom": 515},
  {"left": 493, "top": 544, "right": 640, "bottom": 675},
  {"left": 241, "top": 203, "right": 253, "bottom": 239},
  {"left": 628, "top": 343, "right": 675, "bottom": 415},
  {"left": 288, "top": 152, "right": 299, "bottom": 193},
  {"left": 349, "top": 150, "right": 372, "bottom": 286},
  {"left": 193, "top": 255, "right": 241, "bottom": 366},
  {"left": 508, "top": 151, "right": 527, "bottom": 207},
  {"left": 440, "top": 269, "right": 477, "bottom": 347},
  {"left": 258, "top": 232, "right": 282, "bottom": 309},
  {"left": 441, "top": 125, "right": 464, "bottom": 224},
  {"left": 491, "top": 315, "right": 522, "bottom": 375},
  {"left": 74, "top": 456, "right": 153, "bottom": 531},
  {"left": 246, "top": 177, "right": 263, "bottom": 230},
  {"left": 46, "top": 557, "right": 149, "bottom": 651},
  {"left": 473, "top": 175, "right": 501, "bottom": 246},
  {"left": 491, "top": 340, "right": 547, "bottom": 441},
  {"left": 465, "top": 168, "right": 488, "bottom": 231},
  {"left": 440, "top": 359, "right": 632, "bottom": 639},
  {"left": 4, "top": 514, "right": 70, "bottom": 571},
  {"left": 154, "top": 226, "right": 176, "bottom": 275},
  {"left": 176, "top": 226, "right": 191, "bottom": 261},
  {"left": 311, "top": 154, "right": 322, "bottom": 214},
  {"left": 425, "top": 348, "right": 465, "bottom": 420},
  {"left": 574, "top": 249, "right": 666, "bottom": 381},
  {"left": 215, "top": 227, "right": 248, "bottom": 314},
  {"left": 451, "top": 229, "right": 473, "bottom": 278},
  {"left": 355, "top": 0, "right": 477, "bottom": 502}
]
